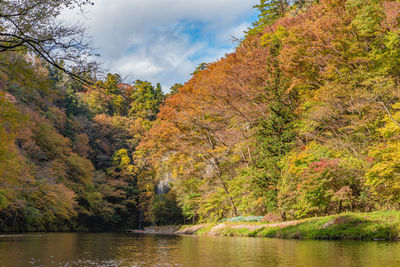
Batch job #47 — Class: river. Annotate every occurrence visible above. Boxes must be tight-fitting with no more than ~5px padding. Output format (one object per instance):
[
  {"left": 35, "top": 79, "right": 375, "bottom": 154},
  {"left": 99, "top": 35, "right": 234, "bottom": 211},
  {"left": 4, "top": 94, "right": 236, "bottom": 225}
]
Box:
[{"left": 0, "top": 233, "right": 399, "bottom": 266}]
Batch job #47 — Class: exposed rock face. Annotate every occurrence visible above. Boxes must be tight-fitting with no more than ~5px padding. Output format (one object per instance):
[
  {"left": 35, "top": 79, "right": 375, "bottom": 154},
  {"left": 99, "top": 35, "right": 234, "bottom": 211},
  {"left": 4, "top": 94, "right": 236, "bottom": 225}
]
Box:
[
  {"left": 156, "top": 152, "right": 174, "bottom": 195},
  {"left": 157, "top": 172, "right": 172, "bottom": 194}
]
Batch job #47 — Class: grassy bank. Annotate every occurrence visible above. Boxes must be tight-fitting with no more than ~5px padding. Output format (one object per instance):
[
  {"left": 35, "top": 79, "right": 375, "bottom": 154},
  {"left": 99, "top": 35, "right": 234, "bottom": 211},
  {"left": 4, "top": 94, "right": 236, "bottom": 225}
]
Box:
[{"left": 145, "top": 211, "right": 400, "bottom": 241}]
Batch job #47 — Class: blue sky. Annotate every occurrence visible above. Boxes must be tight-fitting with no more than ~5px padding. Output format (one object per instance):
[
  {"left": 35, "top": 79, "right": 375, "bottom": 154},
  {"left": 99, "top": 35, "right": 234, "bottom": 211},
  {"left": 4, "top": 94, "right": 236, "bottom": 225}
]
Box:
[{"left": 70, "top": 0, "right": 259, "bottom": 90}]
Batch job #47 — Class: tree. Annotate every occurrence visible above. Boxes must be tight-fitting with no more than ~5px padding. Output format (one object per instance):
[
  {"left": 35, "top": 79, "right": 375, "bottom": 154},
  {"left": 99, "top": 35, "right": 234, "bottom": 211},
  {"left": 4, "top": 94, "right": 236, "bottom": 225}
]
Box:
[
  {"left": 366, "top": 103, "right": 400, "bottom": 208},
  {"left": 248, "top": 0, "right": 314, "bottom": 35},
  {"left": 254, "top": 0, "right": 290, "bottom": 25},
  {"left": 129, "top": 80, "right": 164, "bottom": 121},
  {"left": 168, "top": 83, "right": 183, "bottom": 96},
  {"left": 190, "top": 63, "right": 208, "bottom": 75},
  {"left": 140, "top": 46, "right": 271, "bottom": 221},
  {"left": 251, "top": 26, "right": 297, "bottom": 213},
  {"left": 0, "top": 0, "right": 98, "bottom": 84}
]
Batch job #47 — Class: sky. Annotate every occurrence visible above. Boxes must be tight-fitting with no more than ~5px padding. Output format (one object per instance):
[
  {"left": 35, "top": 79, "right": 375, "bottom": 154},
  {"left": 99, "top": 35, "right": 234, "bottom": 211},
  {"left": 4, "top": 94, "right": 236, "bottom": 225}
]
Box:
[{"left": 67, "top": 0, "right": 258, "bottom": 90}]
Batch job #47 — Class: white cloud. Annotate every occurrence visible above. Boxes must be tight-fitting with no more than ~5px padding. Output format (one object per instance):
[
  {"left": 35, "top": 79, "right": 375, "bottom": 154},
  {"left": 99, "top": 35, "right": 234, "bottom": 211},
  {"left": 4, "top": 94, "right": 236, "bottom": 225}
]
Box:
[
  {"left": 217, "top": 22, "right": 251, "bottom": 43},
  {"left": 64, "top": 0, "right": 258, "bottom": 89}
]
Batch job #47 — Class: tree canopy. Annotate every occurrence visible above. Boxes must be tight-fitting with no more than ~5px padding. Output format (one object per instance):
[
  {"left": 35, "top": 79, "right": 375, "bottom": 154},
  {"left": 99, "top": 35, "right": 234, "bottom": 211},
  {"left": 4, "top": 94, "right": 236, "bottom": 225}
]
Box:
[
  {"left": 0, "top": 0, "right": 98, "bottom": 84},
  {"left": 3, "top": 0, "right": 400, "bottom": 230}
]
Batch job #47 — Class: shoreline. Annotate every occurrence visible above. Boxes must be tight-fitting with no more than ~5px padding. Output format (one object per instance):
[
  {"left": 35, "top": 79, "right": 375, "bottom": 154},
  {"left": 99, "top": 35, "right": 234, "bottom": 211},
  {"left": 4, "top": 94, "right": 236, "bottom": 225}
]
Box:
[{"left": 138, "top": 211, "right": 400, "bottom": 241}]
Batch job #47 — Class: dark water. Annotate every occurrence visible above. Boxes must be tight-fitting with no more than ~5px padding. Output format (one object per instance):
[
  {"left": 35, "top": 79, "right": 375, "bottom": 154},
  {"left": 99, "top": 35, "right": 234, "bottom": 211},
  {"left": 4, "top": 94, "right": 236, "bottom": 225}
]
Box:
[{"left": 0, "top": 233, "right": 400, "bottom": 267}]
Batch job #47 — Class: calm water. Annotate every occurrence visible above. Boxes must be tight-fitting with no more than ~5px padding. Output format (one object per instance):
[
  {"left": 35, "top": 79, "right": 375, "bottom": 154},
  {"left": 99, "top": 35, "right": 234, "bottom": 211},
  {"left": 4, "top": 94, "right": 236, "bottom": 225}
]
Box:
[{"left": 0, "top": 233, "right": 399, "bottom": 267}]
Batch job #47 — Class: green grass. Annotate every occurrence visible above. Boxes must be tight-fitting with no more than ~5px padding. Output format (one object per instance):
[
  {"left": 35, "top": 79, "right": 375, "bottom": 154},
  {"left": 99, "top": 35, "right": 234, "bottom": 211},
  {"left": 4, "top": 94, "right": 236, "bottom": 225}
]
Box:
[
  {"left": 264, "top": 211, "right": 400, "bottom": 240},
  {"left": 195, "top": 224, "right": 216, "bottom": 235},
  {"left": 191, "top": 211, "right": 400, "bottom": 241},
  {"left": 220, "top": 226, "right": 265, "bottom": 237}
]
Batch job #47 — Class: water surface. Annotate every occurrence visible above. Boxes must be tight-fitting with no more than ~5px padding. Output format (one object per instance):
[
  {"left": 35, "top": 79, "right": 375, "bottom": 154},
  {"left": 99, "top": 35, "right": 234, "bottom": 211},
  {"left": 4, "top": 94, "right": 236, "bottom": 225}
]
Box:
[{"left": 0, "top": 233, "right": 399, "bottom": 266}]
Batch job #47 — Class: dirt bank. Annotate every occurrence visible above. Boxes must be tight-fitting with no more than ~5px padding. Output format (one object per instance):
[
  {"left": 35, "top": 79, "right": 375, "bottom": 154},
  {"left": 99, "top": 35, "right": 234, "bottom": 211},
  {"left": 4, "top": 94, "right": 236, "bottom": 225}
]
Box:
[{"left": 138, "top": 211, "right": 400, "bottom": 241}]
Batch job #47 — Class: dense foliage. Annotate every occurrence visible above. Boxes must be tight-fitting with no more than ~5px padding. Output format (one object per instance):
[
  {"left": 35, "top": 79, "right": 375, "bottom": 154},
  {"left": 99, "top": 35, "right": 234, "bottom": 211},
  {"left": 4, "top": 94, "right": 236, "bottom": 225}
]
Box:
[
  {"left": 140, "top": 0, "right": 400, "bottom": 223},
  {"left": 3, "top": 0, "right": 400, "bottom": 231},
  {"left": 0, "top": 0, "right": 99, "bottom": 84},
  {"left": 0, "top": 52, "right": 166, "bottom": 230}
]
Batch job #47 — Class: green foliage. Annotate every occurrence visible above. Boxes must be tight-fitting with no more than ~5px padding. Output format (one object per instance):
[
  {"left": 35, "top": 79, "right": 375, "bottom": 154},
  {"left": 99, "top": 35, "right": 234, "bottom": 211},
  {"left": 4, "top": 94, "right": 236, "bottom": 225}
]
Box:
[
  {"left": 174, "top": 178, "right": 201, "bottom": 223},
  {"left": 197, "top": 189, "right": 232, "bottom": 222},
  {"left": 129, "top": 80, "right": 164, "bottom": 121},
  {"left": 151, "top": 191, "right": 184, "bottom": 225},
  {"left": 366, "top": 105, "right": 400, "bottom": 208},
  {"left": 189, "top": 211, "right": 400, "bottom": 241},
  {"left": 190, "top": 63, "right": 208, "bottom": 75},
  {"left": 256, "top": 211, "right": 400, "bottom": 240},
  {"left": 278, "top": 143, "right": 365, "bottom": 219},
  {"left": 228, "top": 168, "right": 268, "bottom": 216},
  {"left": 253, "top": 0, "right": 289, "bottom": 26},
  {"left": 168, "top": 83, "right": 183, "bottom": 96},
  {"left": 4, "top": 0, "right": 400, "bottom": 232},
  {"left": 347, "top": 0, "right": 383, "bottom": 37},
  {"left": 248, "top": 0, "right": 312, "bottom": 35},
  {"left": 142, "top": 0, "right": 400, "bottom": 226},
  {"left": 253, "top": 33, "right": 297, "bottom": 213},
  {"left": 0, "top": 51, "right": 165, "bottom": 231}
]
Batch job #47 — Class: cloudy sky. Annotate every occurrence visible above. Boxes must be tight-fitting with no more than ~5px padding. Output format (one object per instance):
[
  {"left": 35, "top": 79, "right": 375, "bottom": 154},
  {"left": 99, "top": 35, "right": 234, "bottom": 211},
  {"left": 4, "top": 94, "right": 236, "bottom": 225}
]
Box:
[{"left": 67, "top": 0, "right": 258, "bottom": 89}]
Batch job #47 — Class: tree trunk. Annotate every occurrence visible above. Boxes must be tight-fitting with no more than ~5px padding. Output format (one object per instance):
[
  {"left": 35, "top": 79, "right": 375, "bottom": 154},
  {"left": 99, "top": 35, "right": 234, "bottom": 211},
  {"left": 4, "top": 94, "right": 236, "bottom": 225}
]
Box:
[
  {"left": 213, "top": 157, "right": 239, "bottom": 217},
  {"left": 204, "top": 128, "right": 239, "bottom": 217}
]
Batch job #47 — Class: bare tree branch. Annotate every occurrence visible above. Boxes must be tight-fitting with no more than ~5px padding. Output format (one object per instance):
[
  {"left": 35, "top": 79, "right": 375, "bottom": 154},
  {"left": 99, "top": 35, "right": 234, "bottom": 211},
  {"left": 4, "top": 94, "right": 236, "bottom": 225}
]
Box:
[
  {"left": 380, "top": 101, "right": 400, "bottom": 128},
  {"left": 0, "top": 0, "right": 99, "bottom": 85}
]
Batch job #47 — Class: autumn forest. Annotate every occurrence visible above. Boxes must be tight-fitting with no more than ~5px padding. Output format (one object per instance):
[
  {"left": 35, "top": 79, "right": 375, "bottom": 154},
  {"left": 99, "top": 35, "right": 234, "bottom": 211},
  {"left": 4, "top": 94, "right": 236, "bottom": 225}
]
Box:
[{"left": 2, "top": 0, "right": 400, "bottom": 232}]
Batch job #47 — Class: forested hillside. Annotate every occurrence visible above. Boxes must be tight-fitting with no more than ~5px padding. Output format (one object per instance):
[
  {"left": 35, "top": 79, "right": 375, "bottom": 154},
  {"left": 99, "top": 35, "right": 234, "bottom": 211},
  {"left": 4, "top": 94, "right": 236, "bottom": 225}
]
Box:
[
  {"left": 0, "top": 54, "right": 164, "bottom": 230},
  {"left": 139, "top": 0, "right": 400, "bottom": 223},
  {"left": 2, "top": 0, "right": 400, "bottom": 232}
]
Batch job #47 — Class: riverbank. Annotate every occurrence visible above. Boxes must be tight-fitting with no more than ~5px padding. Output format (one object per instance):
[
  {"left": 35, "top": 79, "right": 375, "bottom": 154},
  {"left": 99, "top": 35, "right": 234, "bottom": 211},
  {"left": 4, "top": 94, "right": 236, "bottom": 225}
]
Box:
[{"left": 141, "top": 211, "right": 400, "bottom": 241}]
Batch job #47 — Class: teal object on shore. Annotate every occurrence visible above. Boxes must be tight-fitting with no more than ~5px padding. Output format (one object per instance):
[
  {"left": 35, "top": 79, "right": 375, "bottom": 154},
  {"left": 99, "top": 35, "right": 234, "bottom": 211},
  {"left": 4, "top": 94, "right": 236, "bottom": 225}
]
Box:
[{"left": 218, "top": 216, "right": 264, "bottom": 222}]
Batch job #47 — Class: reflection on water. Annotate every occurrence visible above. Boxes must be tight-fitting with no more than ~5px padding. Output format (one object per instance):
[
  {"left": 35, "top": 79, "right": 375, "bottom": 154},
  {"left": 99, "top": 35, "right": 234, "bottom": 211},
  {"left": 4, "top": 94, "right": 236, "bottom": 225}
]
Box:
[{"left": 0, "top": 233, "right": 399, "bottom": 266}]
